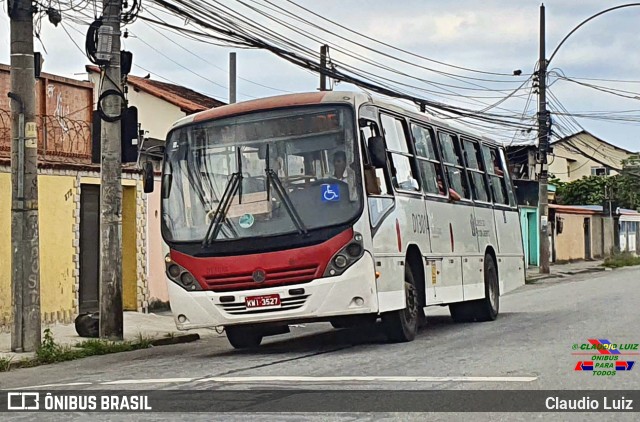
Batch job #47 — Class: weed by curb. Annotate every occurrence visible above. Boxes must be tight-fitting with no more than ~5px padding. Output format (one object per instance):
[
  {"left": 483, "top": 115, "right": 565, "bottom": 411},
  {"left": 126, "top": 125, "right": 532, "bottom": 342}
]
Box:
[
  {"left": 602, "top": 252, "right": 640, "bottom": 268},
  {"left": 1, "top": 328, "right": 154, "bottom": 371}
]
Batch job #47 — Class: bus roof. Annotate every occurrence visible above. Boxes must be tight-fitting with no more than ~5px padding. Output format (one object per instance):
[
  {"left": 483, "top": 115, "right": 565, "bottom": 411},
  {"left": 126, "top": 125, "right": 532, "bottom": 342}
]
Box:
[{"left": 169, "top": 91, "right": 504, "bottom": 148}]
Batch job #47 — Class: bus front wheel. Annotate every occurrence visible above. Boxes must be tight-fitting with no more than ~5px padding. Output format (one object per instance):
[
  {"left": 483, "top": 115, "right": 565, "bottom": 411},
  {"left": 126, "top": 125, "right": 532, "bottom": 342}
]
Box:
[
  {"left": 225, "top": 325, "right": 263, "bottom": 349},
  {"left": 381, "top": 268, "right": 419, "bottom": 342},
  {"left": 450, "top": 254, "right": 499, "bottom": 323}
]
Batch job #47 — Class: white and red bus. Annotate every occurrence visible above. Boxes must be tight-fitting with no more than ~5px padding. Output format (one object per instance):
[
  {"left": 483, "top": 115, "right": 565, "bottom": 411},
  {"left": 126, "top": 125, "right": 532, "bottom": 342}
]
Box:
[{"left": 151, "top": 91, "right": 525, "bottom": 349}]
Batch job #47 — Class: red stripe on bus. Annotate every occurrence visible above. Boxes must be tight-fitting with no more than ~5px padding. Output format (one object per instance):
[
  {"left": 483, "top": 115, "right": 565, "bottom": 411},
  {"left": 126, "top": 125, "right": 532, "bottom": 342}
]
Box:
[{"left": 193, "top": 92, "right": 329, "bottom": 123}]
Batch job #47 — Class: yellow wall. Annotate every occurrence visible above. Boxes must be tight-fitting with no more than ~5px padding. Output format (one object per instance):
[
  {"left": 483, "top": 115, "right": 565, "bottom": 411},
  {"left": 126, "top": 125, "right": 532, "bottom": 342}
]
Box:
[
  {"left": 122, "top": 186, "right": 137, "bottom": 310},
  {"left": 0, "top": 174, "right": 76, "bottom": 326},
  {"left": 39, "top": 175, "right": 76, "bottom": 321},
  {"left": 0, "top": 173, "right": 11, "bottom": 326},
  {"left": 554, "top": 213, "right": 589, "bottom": 261}
]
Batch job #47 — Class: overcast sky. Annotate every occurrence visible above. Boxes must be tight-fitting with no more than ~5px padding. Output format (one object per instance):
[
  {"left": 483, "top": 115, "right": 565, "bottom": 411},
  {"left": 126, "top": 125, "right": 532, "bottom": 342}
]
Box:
[{"left": 2, "top": 0, "right": 640, "bottom": 152}]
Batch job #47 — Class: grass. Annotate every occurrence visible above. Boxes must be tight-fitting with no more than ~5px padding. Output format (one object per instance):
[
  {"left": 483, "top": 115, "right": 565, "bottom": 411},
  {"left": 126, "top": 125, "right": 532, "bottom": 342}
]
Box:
[
  {"left": 0, "top": 356, "right": 12, "bottom": 371},
  {"left": 0, "top": 328, "right": 154, "bottom": 372},
  {"left": 602, "top": 252, "right": 640, "bottom": 268}
]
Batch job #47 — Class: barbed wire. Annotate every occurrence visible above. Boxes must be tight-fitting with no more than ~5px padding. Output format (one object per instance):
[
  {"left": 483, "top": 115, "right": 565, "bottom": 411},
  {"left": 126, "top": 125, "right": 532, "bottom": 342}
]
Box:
[{"left": 0, "top": 109, "right": 93, "bottom": 163}]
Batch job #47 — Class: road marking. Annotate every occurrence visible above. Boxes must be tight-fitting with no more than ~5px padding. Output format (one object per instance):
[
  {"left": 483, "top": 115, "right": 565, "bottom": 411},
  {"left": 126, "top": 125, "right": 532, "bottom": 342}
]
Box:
[
  {"left": 193, "top": 375, "right": 538, "bottom": 383},
  {"left": 11, "top": 375, "right": 537, "bottom": 390},
  {"left": 13, "top": 382, "right": 93, "bottom": 390},
  {"left": 100, "top": 378, "right": 194, "bottom": 385}
]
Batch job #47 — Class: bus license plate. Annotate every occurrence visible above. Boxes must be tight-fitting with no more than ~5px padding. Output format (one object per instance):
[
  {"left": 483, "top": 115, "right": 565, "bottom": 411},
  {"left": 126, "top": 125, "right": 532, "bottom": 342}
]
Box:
[{"left": 245, "top": 294, "right": 281, "bottom": 309}]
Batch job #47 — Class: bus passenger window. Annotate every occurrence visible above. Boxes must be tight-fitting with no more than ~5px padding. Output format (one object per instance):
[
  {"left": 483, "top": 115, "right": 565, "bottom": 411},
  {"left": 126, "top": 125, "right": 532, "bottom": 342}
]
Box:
[
  {"left": 410, "top": 123, "right": 442, "bottom": 195},
  {"left": 381, "top": 114, "right": 420, "bottom": 193},
  {"left": 438, "top": 132, "right": 469, "bottom": 199}
]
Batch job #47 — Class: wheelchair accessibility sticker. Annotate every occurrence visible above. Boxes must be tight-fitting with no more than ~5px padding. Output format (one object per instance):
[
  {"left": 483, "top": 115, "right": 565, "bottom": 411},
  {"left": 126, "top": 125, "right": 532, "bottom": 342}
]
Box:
[{"left": 321, "top": 184, "right": 340, "bottom": 202}]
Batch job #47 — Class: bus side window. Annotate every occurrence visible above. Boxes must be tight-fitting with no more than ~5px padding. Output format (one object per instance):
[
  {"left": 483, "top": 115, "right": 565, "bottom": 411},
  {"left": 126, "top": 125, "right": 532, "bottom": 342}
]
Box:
[
  {"left": 380, "top": 113, "right": 420, "bottom": 192},
  {"left": 437, "top": 131, "right": 469, "bottom": 199},
  {"left": 410, "top": 123, "right": 443, "bottom": 195},
  {"left": 481, "top": 145, "right": 509, "bottom": 205},
  {"left": 462, "top": 139, "right": 490, "bottom": 202}
]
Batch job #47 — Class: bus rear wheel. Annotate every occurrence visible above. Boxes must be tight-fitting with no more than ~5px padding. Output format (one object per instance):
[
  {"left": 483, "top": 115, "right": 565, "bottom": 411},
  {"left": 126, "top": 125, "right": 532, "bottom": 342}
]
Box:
[
  {"left": 450, "top": 254, "right": 499, "bottom": 323},
  {"left": 225, "top": 325, "right": 263, "bottom": 349},
  {"left": 381, "top": 268, "right": 419, "bottom": 342}
]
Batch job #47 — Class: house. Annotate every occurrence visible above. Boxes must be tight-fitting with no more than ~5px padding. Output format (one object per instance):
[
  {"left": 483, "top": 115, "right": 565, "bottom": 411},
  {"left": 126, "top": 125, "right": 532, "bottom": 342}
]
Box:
[
  {"left": 0, "top": 64, "right": 145, "bottom": 329},
  {"left": 0, "top": 63, "right": 224, "bottom": 331},
  {"left": 86, "top": 65, "right": 225, "bottom": 310},
  {"left": 547, "top": 131, "right": 636, "bottom": 182}
]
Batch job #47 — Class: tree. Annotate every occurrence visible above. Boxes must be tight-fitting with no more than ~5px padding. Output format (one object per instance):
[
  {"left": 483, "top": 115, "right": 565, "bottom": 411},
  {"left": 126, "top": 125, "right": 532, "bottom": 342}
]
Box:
[{"left": 553, "top": 173, "right": 639, "bottom": 211}]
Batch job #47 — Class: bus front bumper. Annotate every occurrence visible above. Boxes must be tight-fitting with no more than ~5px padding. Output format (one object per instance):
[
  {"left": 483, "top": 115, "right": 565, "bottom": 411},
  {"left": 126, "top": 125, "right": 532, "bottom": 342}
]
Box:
[{"left": 166, "top": 253, "right": 379, "bottom": 330}]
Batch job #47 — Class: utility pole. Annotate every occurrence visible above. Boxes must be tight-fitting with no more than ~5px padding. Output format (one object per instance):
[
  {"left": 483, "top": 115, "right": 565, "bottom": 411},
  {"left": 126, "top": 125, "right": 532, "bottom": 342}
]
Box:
[
  {"left": 99, "top": 0, "right": 124, "bottom": 340},
  {"left": 9, "top": 0, "right": 42, "bottom": 352},
  {"left": 229, "top": 52, "right": 236, "bottom": 104},
  {"left": 319, "top": 44, "right": 328, "bottom": 91},
  {"left": 537, "top": 3, "right": 551, "bottom": 274}
]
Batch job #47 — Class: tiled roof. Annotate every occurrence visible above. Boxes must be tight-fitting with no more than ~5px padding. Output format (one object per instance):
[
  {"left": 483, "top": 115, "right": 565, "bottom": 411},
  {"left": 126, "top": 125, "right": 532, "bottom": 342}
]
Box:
[{"left": 86, "top": 65, "right": 225, "bottom": 113}]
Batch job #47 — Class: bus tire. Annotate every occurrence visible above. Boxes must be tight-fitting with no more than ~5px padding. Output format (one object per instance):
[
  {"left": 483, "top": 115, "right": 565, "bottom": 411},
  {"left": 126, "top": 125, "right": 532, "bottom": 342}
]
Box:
[
  {"left": 225, "top": 325, "right": 263, "bottom": 349},
  {"left": 381, "top": 268, "right": 419, "bottom": 342},
  {"left": 449, "top": 254, "right": 499, "bottom": 322}
]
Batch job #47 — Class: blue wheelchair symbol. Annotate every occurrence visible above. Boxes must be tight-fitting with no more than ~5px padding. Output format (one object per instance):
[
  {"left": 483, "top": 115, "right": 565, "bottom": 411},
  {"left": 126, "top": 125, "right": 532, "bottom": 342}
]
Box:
[{"left": 321, "top": 184, "right": 340, "bottom": 202}]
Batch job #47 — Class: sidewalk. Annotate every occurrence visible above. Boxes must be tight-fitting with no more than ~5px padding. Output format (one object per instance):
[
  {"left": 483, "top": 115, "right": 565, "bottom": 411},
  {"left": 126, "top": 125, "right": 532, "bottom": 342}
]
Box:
[
  {"left": 0, "top": 311, "right": 224, "bottom": 363},
  {"left": 526, "top": 259, "right": 607, "bottom": 283}
]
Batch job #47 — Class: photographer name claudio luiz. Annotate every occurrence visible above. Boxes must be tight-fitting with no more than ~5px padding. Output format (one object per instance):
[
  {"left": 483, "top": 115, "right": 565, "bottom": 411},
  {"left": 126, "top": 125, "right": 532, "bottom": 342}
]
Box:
[{"left": 546, "top": 396, "right": 633, "bottom": 411}]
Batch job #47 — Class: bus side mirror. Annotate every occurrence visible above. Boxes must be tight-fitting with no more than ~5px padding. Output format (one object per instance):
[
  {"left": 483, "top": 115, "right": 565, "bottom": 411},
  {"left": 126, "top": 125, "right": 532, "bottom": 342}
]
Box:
[
  {"left": 368, "top": 136, "right": 386, "bottom": 168},
  {"left": 143, "top": 161, "right": 155, "bottom": 193}
]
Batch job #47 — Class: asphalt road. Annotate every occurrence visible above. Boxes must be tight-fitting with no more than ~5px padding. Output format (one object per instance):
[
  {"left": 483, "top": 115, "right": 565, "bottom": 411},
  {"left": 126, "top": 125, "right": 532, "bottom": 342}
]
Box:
[{"left": 1, "top": 266, "right": 639, "bottom": 421}]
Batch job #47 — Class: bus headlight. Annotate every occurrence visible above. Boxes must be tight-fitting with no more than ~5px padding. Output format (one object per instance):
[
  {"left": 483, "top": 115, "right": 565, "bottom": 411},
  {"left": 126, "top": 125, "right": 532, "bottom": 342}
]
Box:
[
  {"left": 334, "top": 255, "right": 348, "bottom": 268},
  {"left": 323, "top": 231, "right": 365, "bottom": 277},
  {"left": 165, "top": 256, "right": 202, "bottom": 291}
]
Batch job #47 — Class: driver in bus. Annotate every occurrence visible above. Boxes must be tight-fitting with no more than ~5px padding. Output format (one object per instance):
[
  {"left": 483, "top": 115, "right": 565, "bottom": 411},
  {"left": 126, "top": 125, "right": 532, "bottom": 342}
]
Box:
[{"left": 332, "top": 151, "right": 348, "bottom": 182}]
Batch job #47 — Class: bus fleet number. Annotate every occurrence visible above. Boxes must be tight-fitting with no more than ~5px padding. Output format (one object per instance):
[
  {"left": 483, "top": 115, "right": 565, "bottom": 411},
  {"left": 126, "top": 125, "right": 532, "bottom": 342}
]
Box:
[{"left": 411, "top": 213, "right": 428, "bottom": 235}]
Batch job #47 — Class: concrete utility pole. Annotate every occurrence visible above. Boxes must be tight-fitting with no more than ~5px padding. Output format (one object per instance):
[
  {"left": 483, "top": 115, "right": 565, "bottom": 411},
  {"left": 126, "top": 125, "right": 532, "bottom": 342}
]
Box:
[
  {"left": 229, "top": 52, "right": 236, "bottom": 104},
  {"left": 99, "top": 0, "right": 124, "bottom": 340},
  {"left": 9, "top": 0, "right": 42, "bottom": 352},
  {"left": 320, "top": 44, "right": 328, "bottom": 91},
  {"left": 537, "top": 3, "right": 551, "bottom": 274}
]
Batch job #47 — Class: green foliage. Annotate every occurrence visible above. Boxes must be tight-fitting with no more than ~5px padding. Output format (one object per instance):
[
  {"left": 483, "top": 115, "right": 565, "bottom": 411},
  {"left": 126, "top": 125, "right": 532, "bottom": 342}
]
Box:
[
  {"left": 0, "top": 356, "right": 12, "bottom": 372},
  {"left": 554, "top": 174, "right": 640, "bottom": 210},
  {"left": 603, "top": 251, "right": 640, "bottom": 268},
  {"left": 2, "top": 328, "right": 154, "bottom": 371}
]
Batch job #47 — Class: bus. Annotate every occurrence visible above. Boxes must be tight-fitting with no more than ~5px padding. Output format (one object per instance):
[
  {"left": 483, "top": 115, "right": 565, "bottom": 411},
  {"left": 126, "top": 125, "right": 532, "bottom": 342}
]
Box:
[{"left": 149, "top": 91, "right": 526, "bottom": 349}]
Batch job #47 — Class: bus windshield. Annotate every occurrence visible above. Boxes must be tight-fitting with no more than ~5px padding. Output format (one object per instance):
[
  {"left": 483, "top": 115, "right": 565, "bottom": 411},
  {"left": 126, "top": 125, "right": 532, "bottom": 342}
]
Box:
[{"left": 161, "top": 105, "right": 362, "bottom": 243}]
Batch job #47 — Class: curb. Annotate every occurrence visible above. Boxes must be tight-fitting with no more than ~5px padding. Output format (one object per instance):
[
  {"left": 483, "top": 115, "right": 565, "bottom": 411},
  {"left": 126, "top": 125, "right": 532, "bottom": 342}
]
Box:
[
  {"left": 526, "top": 265, "right": 614, "bottom": 284},
  {"left": 2, "top": 333, "right": 201, "bottom": 372}
]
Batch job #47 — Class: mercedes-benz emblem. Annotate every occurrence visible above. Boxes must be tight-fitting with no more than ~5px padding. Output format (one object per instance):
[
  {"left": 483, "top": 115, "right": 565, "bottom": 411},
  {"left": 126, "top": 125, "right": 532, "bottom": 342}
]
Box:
[{"left": 252, "top": 269, "right": 266, "bottom": 283}]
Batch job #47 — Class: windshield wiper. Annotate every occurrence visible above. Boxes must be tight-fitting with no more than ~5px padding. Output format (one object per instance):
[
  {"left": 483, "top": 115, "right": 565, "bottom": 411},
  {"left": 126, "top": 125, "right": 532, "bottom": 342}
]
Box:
[
  {"left": 202, "top": 172, "right": 242, "bottom": 246},
  {"left": 266, "top": 169, "right": 308, "bottom": 236}
]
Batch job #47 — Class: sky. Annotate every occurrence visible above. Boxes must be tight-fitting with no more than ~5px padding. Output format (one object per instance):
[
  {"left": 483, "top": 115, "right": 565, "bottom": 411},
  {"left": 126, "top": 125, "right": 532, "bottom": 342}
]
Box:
[{"left": 1, "top": 0, "right": 640, "bottom": 152}]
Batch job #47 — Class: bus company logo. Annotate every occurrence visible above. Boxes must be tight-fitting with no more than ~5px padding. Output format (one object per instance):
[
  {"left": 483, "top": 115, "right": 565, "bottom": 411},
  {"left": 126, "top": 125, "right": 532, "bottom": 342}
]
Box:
[
  {"left": 573, "top": 338, "right": 639, "bottom": 377},
  {"left": 252, "top": 269, "right": 266, "bottom": 283}
]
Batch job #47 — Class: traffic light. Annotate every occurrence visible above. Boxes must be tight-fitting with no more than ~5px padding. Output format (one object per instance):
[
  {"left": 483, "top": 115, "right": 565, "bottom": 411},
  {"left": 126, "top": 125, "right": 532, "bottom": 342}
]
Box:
[{"left": 91, "top": 106, "right": 139, "bottom": 164}]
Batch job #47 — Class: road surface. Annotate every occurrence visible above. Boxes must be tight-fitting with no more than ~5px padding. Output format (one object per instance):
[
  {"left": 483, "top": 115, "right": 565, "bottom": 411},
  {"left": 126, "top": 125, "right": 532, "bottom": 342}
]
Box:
[{"left": 1, "top": 266, "right": 639, "bottom": 421}]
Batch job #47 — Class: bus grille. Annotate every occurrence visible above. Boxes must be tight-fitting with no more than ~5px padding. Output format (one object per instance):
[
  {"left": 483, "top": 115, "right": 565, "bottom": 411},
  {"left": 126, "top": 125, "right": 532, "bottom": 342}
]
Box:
[
  {"left": 203, "top": 265, "right": 318, "bottom": 292},
  {"left": 218, "top": 295, "right": 310, "bottom": 315}
]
